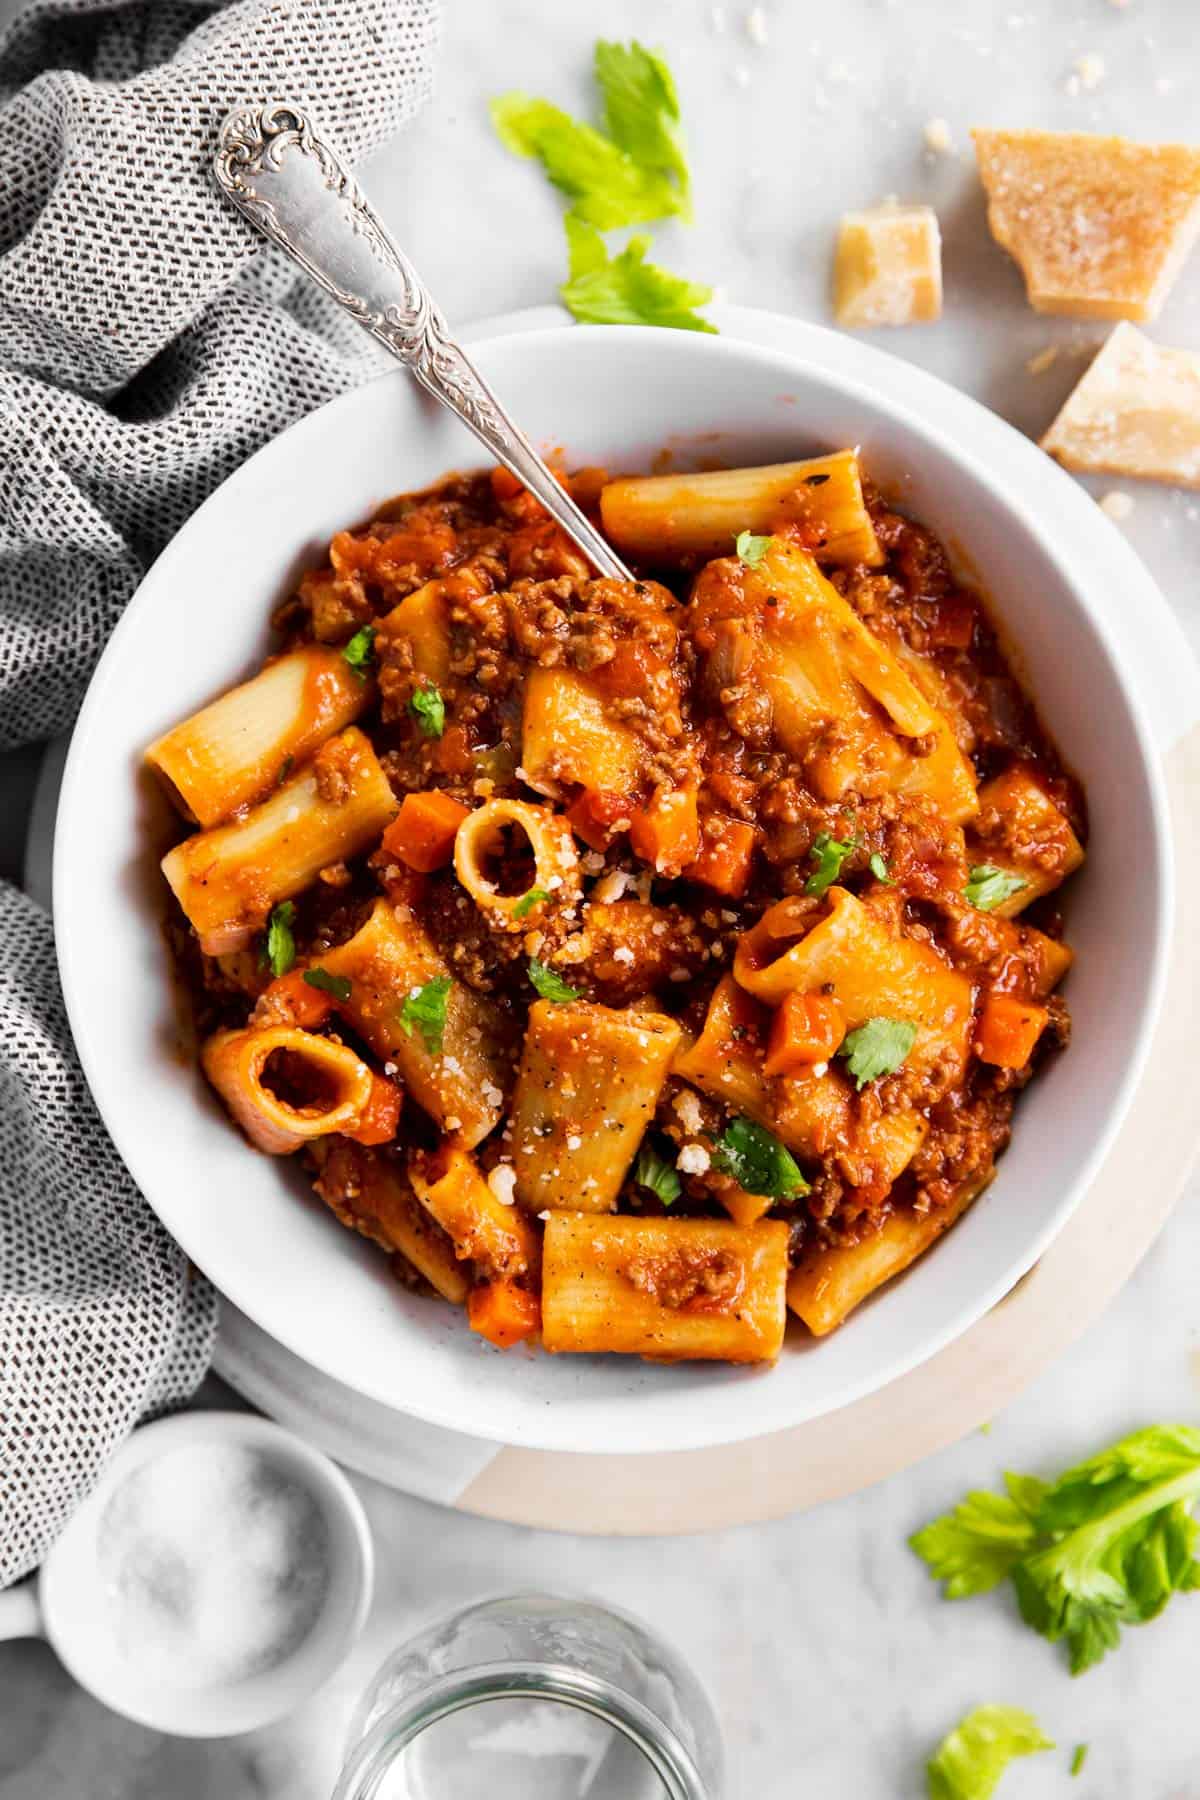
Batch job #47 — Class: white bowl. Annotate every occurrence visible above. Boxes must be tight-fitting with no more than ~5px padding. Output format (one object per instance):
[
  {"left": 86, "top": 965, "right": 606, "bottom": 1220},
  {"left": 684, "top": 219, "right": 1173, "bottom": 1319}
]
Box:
[{"left": 54, "top": 319, "right": 1171, "bottom": 1455}]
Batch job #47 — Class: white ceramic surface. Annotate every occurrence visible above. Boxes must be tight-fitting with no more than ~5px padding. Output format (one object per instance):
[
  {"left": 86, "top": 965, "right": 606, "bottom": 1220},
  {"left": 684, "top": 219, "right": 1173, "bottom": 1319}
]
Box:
[
  {"left": 54, "top": 320, "right": 1171, "bottom": 1455},
  {"left": 0, "top": 1413, "right": 373, "bottom": 1738}
]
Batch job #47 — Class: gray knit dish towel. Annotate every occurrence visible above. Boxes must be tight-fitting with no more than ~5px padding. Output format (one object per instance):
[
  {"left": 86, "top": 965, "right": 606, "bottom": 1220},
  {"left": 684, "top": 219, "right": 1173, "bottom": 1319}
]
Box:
[{"left": 0, "top": 0, "right": 439, "bottom": 1586}]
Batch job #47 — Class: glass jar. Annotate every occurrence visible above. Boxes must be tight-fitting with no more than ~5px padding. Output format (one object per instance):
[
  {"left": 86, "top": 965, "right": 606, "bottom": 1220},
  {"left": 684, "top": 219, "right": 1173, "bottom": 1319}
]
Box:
[{"left": 332, "top": 1592, "right": 724, "bottom": 1800}]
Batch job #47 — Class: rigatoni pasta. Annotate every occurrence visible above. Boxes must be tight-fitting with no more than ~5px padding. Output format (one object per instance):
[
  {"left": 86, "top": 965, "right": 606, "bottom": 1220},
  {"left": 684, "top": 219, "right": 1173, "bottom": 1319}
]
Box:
[{"left": 155, "top": 452, "right": 1083, "bottom": 1369}]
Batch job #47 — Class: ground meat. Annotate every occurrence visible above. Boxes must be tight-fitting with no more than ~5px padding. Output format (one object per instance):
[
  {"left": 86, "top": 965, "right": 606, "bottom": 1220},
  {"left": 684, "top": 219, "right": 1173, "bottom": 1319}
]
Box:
[{"left": 625, "top": 1248, "right": 744, "bottom": 1313}]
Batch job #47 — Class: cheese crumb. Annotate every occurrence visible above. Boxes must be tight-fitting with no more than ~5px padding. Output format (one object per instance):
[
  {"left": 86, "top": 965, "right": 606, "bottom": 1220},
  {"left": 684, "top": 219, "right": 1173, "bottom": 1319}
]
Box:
[
  {"left": 612, "top": 945, "right": 635, "bottom": 966},
  {"left": 745, "top": 5, "right": 768, "bottom": 45},
  {"left": 538, "top": 1209, "right": 552, "bottom": 1221},
  {"left": 811, "top": 1061, "right": 829, "bottom": 1078},
  {"left": 566, "top": 1134, "right": 583, "bottom": 1151},
  {"left": 677, "top": 1144, "right": 711, "bottom": 1176},
  {"left": 443, "top": 1116, "right": 462, "bottom": 1132},
  {"left": 1026, "top": 344, "right": 1059, "bottom": 375},
  {"left": 673, "top": 1088, "right": 705, "bottom": 1134},
  {"left": 383, "top": 1062, "right": 397, "bottom": 1076},
  {"left": 1099, "top": 490, "right": 1135, "bottom": 521},
  {"left": 482, "top": 1082, "right": 503, "bottom": 1108},
  {"left": 592, "top": 868, "right": 631, "bottom": 904},
  {"left": 582, "top": 851, "right": 606, "bottom": 874},
  {"left": 487, "top": 1164, "right": 517, "bottom": 1206},
  {"left": 1071, "top": 53, "right": 1105, "bottom": 91},
  {"left": 923, "top": 117, "right": 952, "bottom": 155},
  {"left": 732, "top": 62, "right": 751, "bottom": 87}
]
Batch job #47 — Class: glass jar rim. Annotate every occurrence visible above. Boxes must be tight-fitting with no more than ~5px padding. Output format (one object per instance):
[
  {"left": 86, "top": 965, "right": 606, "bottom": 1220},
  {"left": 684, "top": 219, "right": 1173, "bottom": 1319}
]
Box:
[{"left": 331, "top": 1659, "right": 712, "bottom": 1800}]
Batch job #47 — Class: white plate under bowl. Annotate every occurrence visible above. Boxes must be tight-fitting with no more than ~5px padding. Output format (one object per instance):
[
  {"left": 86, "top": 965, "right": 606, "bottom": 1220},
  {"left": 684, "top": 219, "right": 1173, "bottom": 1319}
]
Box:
[{"left": 54, "top": 316, "right": 1171, "bottom": 1456}]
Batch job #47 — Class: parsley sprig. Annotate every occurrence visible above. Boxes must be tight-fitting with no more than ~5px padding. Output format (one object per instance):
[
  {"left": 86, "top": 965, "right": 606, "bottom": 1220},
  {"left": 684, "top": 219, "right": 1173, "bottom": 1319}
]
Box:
[
  {"left": 409, "top": 683, "right": 445, "bottom": 739},
  {"left": 838, "top": 1017, "right": 917, "bottom": 1089},
  {"left": 713, "top": 1116, "right": 808, "bottom": 1199},
  {"left": 964, "top": 863, "right": 1027, "bottom": 912},
  {"left": 735, "top": 529, "right": 771, "bottom": 568},
  {"left": 341, "top": 625, "right": 376, "bottom": 677},
  {"left": 633, "top": 1142, "right": 681, "bottom": 1206},
  {"left": 262, "top": 901, "right": 296, "bottom": 979},
  {"left": 528, "top": 958, "right": 581, "bottom": 1003},
  {"left": 303, "top": 967, "right": 351, "bottom": 1003},
  {"left": 512, "top": 887, "right": 551, "bottom": 920},
  {"left": 805, "top": 829, "right": 859, "bottom": 898},
  {"left": 399, "top": 975, "right": 453, "bottom": 1056}
]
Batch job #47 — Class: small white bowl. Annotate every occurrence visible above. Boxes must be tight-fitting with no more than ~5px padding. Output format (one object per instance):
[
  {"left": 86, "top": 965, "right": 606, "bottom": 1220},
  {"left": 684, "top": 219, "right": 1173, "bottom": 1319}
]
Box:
[
  {"left": 53, "top": 316, "right": 1171, "bottom": 1456},
  {"left": 0, "top": 1412, "right": 373, "bottom": 1736}
]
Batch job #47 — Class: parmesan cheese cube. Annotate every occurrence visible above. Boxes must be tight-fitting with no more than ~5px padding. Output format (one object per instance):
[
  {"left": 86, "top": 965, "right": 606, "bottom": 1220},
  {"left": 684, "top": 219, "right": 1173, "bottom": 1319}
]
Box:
[
  {"left": 833, "top": 203, "right": 943, "bottom": 328},
  {"left": 1041, "top": 322, "right": 1200, "bottom": 489},
  {"left": 973, "top": 128, "right": 1200, "bottom": 322}
]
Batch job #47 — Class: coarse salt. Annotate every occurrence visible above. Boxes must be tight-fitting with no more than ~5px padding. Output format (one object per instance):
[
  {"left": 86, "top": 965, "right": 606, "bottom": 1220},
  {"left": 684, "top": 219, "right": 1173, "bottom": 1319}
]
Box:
[
  {"left": 923, "top": 117, "right": 952, "bottom": 154},
  {"left": 1099, "top": 490, "right": 1134, "bottom": 521},
  {"left": 566, "top": 1134, "right": 583, "bottom": 1151},
  {"left": 745, "top": 6, "right": 768, "bottom": 45}
]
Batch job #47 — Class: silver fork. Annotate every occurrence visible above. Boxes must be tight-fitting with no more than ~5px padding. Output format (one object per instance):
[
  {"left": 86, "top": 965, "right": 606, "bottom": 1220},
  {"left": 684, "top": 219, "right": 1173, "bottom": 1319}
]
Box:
[{"left": 213, "top": 102, "right": 633, "bottom": 583}]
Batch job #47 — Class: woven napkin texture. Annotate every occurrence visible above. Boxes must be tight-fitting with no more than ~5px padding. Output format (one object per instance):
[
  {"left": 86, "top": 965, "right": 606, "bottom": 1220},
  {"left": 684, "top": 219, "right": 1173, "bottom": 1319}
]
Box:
[{"left": 0, "top": 0, "right": 439, "bottom": 1585}]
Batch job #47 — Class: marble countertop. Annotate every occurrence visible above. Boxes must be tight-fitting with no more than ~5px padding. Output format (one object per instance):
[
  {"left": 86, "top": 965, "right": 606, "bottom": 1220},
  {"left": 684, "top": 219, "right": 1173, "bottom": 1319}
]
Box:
[{"left": 4, "top": 1, "right": 1200, "bottom": 1796}]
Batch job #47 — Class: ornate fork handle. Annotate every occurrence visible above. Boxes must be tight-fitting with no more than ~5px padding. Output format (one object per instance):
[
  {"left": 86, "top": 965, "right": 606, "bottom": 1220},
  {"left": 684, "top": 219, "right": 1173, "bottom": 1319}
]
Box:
[{"left": 214, "top": 102, "right": 632, "bottom": 582}]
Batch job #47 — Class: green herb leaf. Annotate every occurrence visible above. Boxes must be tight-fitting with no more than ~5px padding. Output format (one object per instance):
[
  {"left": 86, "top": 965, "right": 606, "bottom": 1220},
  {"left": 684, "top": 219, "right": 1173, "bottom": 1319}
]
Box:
[
  {"left": 593, "top": 39, "right": 691, "bottom": 216},
  {"left": 303, "top": 967, "right": 351, "bottom": 1003},
  {"left": 399, "top": 974, "right": 453, "bottom": 1056},
  {"left": 912, "top": 1425, "right": 1200, "bottom": 1675},
  {"left": 735, "top": 529, "right": 771, "bottom": 568},
  {"left": 713, "top": 1116, "right": 809, "bottom": 1199},
  {"left": 264, "top": 901, "right": 297, "bottom": 979},
  {"left": 409, "top": 683, "right": 446, "bottom": 739},
  {"left": 341, "top": 625, "right": 376, "bottom": 677},
  {"left": 838, "top": 1017, "right": 917, "bottom": 1088},
  {"left": 910, "top": 1477, "right": 1046, "bottom": 1599},
  {"left": 529, "top": 958, "right": 581, "bottom": 1003},
  {"left": 805, "top": 829, "right": 859, "bottom": 898},
  {"left": 560, "top": 220, "right": 716, "bottom": 332},
  {"left": 1070, "top": 1745, "right": 1088, "bottom": 1778},
  {"left": 869, "top": 852, "right": 893, "bottom": 884},
  {"left": 634, "top": 1142, "right": 682, "bottom": 1206},
  {"left": 964, "top": 863, "right": 1027, "bottom": 913},
  {"left": 927, "top": 1706, "right": 1054, "bottom": 1800},
  {"left": 512, "top": 887, "right": 551, "bottom": 920},
  {"left": 489, "top": 92, "right": 684, "bottom": 232}
]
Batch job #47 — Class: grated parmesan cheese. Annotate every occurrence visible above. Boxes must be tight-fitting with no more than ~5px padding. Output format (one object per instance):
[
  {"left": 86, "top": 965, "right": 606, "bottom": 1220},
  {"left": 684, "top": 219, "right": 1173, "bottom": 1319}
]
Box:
[
  {"left": 673, "top": 1088, "right": 705, "bottom": 1134},
  {"left": 612, "top": 945, "right": 635, "bottom": 966},
  {"left": 487, "top": 1164, "right": 517, "bottom": 1206},
  {"left": 677, "top": 1144, "right": 711, "bottom": 1176}
]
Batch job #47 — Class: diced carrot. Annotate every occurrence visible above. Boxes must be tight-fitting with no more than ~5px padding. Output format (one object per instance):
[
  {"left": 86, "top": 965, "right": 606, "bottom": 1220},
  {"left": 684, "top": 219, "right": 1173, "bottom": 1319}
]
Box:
[
  {"left": 927, "top": 594, "right": 976, "bottom": 650},
  {"left": 433, "top": 723, "right": 474, "bottom": 778},
  {"left": 629, "top": 785, "right": 700, "bottom": 876},
  {"left": 345, "top": 1073, "right": 402, "bottom": 1146},
  {"left": 381, "top": 790, "right": 470, "bottom": 872},
  {"left": 490, "top": 465, "right": 523, "bottom": 502},
  {"left": 763, "top": 992, "right": 846, "bottom": 1075},
  {"left": 685, "top": 814, "right": 757, "bottom": 897},
  {"left": 259, "top": 967, "right": 335, "bottom": 1029},
  {"left": 468, "top": 1278, "right": 541, "bottom": 1349},
  {"left": 565, "top": 787, "right": 629, "bottom": 851},
  {"left": 975, "top": 992, "right": 1049, "bottom": 1069}
]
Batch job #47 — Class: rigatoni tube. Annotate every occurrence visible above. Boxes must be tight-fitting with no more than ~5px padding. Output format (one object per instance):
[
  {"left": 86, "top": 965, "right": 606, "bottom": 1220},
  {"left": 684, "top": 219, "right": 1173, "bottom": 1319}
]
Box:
[
  {"left": 161, "top": 727, "right": 396, "bottom": 954},
  {"left": 146, "top": 646, "right": 370, "bottom": 828}
]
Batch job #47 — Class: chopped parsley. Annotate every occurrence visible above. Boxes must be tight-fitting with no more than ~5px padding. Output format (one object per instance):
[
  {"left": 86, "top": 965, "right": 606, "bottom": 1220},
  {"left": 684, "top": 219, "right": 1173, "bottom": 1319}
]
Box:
[
  {"left": 868, "top": 852, "right": 893, "bottom": 884},
  {"left": 528, "top": 958, "right": 581, "bottom": 1003},
  {"left": 964, "top": 863, "right": 1026, "bottom": 913},
  {"left": 713, "top": 1116, "right": 809, "bottom": 1199},
  {"left": 263, "top": 900, "right": 296, "bottom": 979},
  {"left": 911, "top": 1424, "right": 1200, "bottom": 1675},
  {"left": 1070, "top": 1746, "right": 1088, "bottom": 1778},
  {"left": 303, "top": 967, "right": 351, "bottom": 1003},
  {"left": 512, "top": 887, "right": 551, "bottom": 920},
  {"left": 926, "top": 1706, "right": 1053, "bottom": 1800},
  {"left": 805, "top": 829, "right": 859, "bottom": 898},
  {"left": 560, "top": 217, "right": 715, "bottom": 331},
  {"left": 409, "top": 683, "right": 445, "bottom": 739},
  {"left": 399, "top": 974, "right": 452, "bottom": 1056},
  {"left": 838, "top": 1018, "right": 917, "bottom": 1089},
  {"left": 735, "top": 529, "right": 771, "bottom": 568},
  {"left": 634, "top": 1142, "right": 681, "bottom": 1206},
  {"left": 341, "top": 625, "right": 376, "bottom": 677}
]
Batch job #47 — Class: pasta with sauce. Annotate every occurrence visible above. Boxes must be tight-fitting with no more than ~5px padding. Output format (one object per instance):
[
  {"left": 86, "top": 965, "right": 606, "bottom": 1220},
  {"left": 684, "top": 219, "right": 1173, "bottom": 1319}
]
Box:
[{"left": 151, "top": 454, "right": 1083, "bottom": 1366}]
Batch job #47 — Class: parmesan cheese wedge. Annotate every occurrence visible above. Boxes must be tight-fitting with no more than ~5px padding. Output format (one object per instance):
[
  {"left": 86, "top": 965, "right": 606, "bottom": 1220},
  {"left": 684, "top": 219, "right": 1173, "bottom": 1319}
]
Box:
[
  {"left": 833, "top": 202, "right": 942, "bottom": 328},
  {"left": 973, "top": 128, "right": 1200, "bottom": 322},
  {"left": 1041, "top": 322, "right": 1200, "bottom": 488}
]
